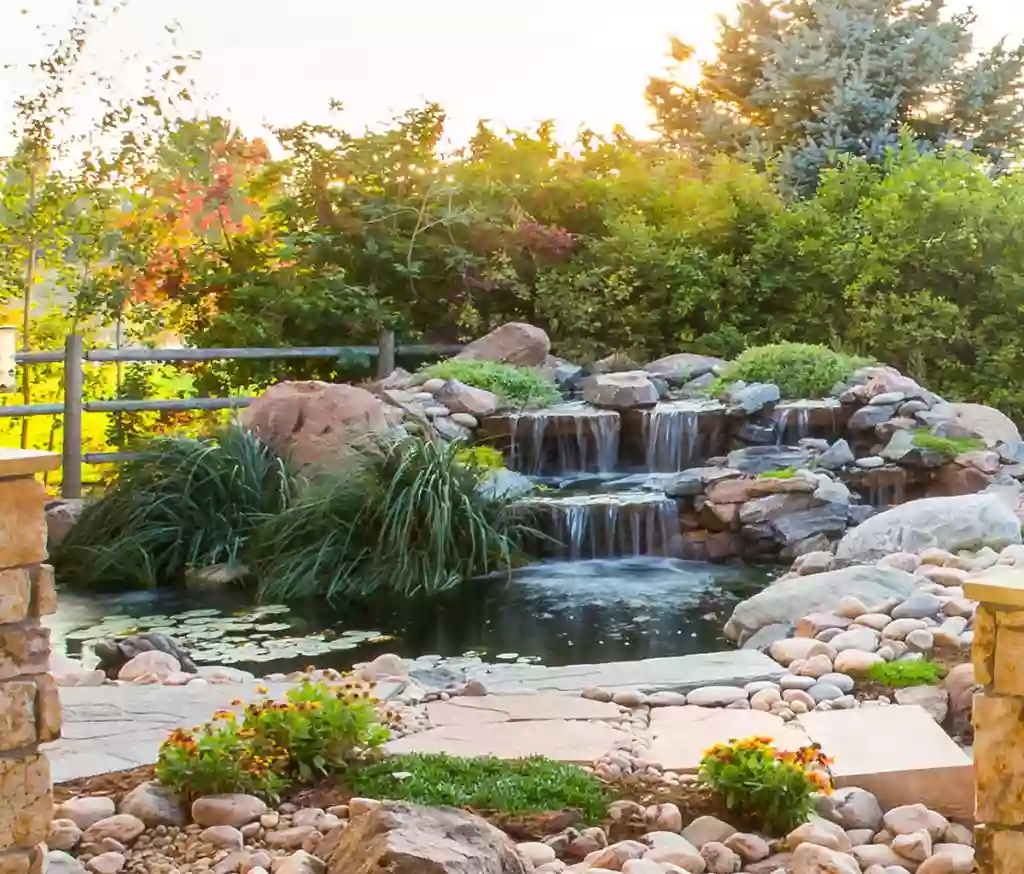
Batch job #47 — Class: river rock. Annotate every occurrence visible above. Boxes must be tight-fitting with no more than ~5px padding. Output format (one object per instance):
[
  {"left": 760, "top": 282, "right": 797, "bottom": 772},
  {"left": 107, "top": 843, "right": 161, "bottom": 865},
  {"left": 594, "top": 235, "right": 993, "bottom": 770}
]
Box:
[
  {"left": 828, "top": 627, "right": 880, "bottom": 653},
  {"left": 701, "top": 842, "right": 742, "bottom": 874},
  {"left": 833, "top": 650, "right": 884, "bottom": 676},
  {"left": 682, "top": 816, "right": 737, "bottom": 848},
  {"left": 827, "top": 787, "right": 884, "bottom": 831},
  {"left": 724, "top": 833, "right": 771, "bottom": 863},
  {"left": 47, "top": 819, "right": 82, "bottom": 852},
  {"left": 835, "top": 493, "right": 1022, "bottom": 562},
  {"left": 47, "top": 852, "right": 87, "bottom": 874},
  {"left": 457, "top": 322, "right": 550, "bottom": 366},
  {"left": 583, "top": 372, "right": 660, "bottom": 409},
  {"left": 770, "top": 638, "right": 835, "bottom": 665},
  {"left": 118, "top": 781, "right": 187, "bottom": 827},
  {"left": 892, "top": 830, "right": 932, "bottom": 862},
  {"left": 645, "top": 353, "right": 725, "bottom": 382},
  {"left": 434, "top": 380, "right": 500, "bottom": 417},
  {"left": 687, "top": 686, "right": 748, "bottom": 707},
  {"left": 55, "top": 797, "right": 117, "bottom": 831},
  {"left": 724, "top": 565, "right": 918, "bottom": 643},
  {"left": 790, "top": 843, "right": 859, "bottom": 874},
  {"left": 892, "top": 593, "right": 942, "bottom": 620},
  {"left": 316, "top": 801, "right": 530, "bottom": 873},
  {"left": 86, "top": 852, "right": 125, "bottom": 874},
  {"left": 817, "top": 439, "right": 856, "bottom": 470},
  {"left": 80, "top": 815, "right": 145, "bottom": 846},
  {"left": 192, "top": 794, "right": 268, "bottom": 829},
  {"left": 241, "top": 381, "right": 402, "bottom": 468},
  {"left": 727, "top": 382, "right": 781, "bottom": 415}
]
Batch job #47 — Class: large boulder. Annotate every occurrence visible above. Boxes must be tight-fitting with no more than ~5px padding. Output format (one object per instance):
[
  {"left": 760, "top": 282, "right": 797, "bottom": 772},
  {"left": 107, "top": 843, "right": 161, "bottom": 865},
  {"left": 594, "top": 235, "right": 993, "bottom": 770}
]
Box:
[
  {"left": 724, "top": 565, "right": 918, "bottom": 644},
  {"left": 582, "top": 372, "right": 660, "bottom": 409},
  {"left": 94, "top": 633, "right": 196, "bottom": 678},
  {"left": 945, "top": 402, "right": 1021, "bottom": 446},
  {"left": 433, "top": 380, "right": 500, "bottom": 416},
  {"left": 456, "top": 322, "right": 550, "bottom": 367},
  {"left": 835, "top": 493, "right": 1022, "bottom": 563},
  {"left": 317, "top": 802, "right": 530, "bottom": 874},
  {"left": 45, "top": 498, "right": 86, "bottom": 549},
  {"left": 241, "top": 381, "right": 401, "bottom": 468}
]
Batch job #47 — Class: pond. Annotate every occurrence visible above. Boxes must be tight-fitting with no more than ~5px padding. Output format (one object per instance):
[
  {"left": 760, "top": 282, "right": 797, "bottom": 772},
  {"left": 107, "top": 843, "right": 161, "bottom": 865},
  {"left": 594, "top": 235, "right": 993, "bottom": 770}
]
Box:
[{"left": 48, "top": 558, "right": 776, "bottom": 677}]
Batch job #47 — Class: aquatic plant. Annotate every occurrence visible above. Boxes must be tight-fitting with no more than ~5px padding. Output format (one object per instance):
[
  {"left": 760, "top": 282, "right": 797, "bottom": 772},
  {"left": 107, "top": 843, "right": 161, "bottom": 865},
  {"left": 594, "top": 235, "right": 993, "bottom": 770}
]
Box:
[
  {"left": 53, "top": 426, "right": 293, "bottom": 589},
  {"left": 250, "top": 435, "right": 530, "bottom": 600},
  {"left": 346, "top": 753, "right": 609, "bottom": 821},
  {"left": 417, "top": 359, "right": 561, "bottom": 407}
]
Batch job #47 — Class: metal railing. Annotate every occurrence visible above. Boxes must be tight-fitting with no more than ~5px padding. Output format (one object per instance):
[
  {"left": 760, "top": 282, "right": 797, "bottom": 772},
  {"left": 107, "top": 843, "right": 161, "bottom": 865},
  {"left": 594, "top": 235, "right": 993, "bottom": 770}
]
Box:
[{"left": 3, "top": 334, "right": 461, "bottom": 499}]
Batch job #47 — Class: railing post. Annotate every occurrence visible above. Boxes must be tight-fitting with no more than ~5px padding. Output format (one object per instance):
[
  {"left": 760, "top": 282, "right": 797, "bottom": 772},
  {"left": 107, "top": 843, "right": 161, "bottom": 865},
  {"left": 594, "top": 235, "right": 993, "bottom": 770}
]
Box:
[
  {"left": 61, "top": 333, "right": 84, "bottom": 499},
  {"left": 376, "top": 327, "right": 396, "bottom": 378}
]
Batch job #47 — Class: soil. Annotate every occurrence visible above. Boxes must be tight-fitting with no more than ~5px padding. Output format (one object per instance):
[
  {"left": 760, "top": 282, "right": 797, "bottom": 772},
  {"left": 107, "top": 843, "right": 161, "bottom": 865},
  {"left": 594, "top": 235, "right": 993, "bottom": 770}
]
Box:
[{"left": 54, "top": 766, "right": 156, "bottom": 805}]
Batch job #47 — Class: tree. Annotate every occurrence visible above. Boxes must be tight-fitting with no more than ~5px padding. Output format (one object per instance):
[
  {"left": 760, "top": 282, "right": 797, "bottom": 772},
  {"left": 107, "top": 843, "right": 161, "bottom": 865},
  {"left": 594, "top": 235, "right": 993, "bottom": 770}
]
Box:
[{"left": 647, "top": 0, "right": 1024, "bottom": 194}]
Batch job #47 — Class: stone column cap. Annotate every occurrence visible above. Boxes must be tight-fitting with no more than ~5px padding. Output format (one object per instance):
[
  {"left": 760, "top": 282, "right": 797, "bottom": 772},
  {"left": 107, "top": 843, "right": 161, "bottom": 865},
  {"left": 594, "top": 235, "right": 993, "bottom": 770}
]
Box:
[
  {"left": 0, "top": 448, "right": 60, "bottom": 477},
  {"left": 965, "top": 567, "right": 1024, "bottom": 608}
]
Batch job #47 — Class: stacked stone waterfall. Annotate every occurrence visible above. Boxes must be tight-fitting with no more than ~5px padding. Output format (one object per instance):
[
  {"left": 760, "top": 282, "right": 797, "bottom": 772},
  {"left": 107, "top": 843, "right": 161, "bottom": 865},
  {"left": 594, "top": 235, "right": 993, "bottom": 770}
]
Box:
[{"left": 0, "top": 450, "right": 61, "bottom": 874}]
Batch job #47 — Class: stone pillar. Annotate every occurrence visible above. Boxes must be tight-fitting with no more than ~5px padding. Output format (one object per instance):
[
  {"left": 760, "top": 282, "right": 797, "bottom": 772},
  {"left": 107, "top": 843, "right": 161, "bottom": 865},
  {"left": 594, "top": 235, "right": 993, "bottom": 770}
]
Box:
[{"left": 0, "top": 449, "right": 61, "bottom": 874}]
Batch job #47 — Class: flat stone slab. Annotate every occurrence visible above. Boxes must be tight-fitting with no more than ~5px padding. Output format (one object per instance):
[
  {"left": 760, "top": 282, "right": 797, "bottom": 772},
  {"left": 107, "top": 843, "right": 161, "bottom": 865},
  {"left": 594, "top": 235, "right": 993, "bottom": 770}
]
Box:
[
  {"left": 797, "top": 705, "right": 974, "bottom": 821},
  {"left": 47, "top": 682, "right": 292, "bottom": 783},
  {"left": 469, "top": 651, "right": 786, "bottom": 695},
  {"left": 647, "top": 706, "right": 811, "bottom": 771},
  {"left": 429, "top": 694, "right": 626, "bottom": 725},
  {"left": 386, "top": 719, "right": 630, "bottom": 764}
]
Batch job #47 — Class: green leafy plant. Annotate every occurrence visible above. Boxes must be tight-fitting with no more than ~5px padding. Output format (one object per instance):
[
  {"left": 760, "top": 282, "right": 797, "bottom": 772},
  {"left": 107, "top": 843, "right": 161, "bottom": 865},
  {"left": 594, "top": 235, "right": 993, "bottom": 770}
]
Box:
[
  {"left": 156, "top": 679, "right": 390, "bottom": 801},
  {"left": 53, "top": 426, "right": 293, "bottom": 589},
  {"left": 911, "top": 432, "right": 985, "bottom": 456},
  {"left": 250, "top": 435, "right": 530, "bottom": 600},
  {"left": 718, "top": 344, "right": 869, "bottom": 399},
  {"left": 346, "top": 753, "right": 609, "bottom": 822},
  {"left": 417, "top": 359, "right": 560, "bottom": 407},
  {"left": 866, "top": 659, "right": 947, "bottom": 688},
  {"left": 456, "top": 444, "right": 507, "bottom": 474},
  {"left": 757, "top": 467, "right": 798, "bottom": 479},
  {"left": 698, "top": 737, "right": 832, "bottom": 835}
]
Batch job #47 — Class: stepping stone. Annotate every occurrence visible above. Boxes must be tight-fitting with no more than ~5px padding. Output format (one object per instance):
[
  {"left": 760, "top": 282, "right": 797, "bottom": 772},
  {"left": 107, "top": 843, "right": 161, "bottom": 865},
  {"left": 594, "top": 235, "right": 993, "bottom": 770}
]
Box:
[
  {"left": 385, "top": 719, "right": 630, "bottom": 764},
  {"left": 797, "top": 705, "right": 972, "bottom": 820},
  {"left": 646, "top": 706, "right": 811, "bottom": 771},
  {"left": 432, "top": 694, "right": 626, "bottom": 723},
  {"left": 470, "top": 651, "right": 786, "bottom": 695}
]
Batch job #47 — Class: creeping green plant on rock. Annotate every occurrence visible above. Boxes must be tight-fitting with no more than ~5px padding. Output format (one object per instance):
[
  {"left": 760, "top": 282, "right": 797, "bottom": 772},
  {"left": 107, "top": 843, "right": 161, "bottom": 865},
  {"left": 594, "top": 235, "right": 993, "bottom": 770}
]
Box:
[
  {"left": 718, "top": 343, "right": 870, "bottom": 399},
  {"left": 417, "top": 359, "right": 560, "bottom": 407},
  {"left": 866, "top": 659, "right": 947, "bottom": 688}
]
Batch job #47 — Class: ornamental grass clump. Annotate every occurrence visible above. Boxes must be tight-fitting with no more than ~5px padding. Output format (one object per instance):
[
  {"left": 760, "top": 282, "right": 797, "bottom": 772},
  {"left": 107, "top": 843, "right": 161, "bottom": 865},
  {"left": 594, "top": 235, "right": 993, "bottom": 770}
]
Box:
[
  {"left": 156, "top": 678, "right": 392, "bottom": 801},
  {"left": 698, "top": 736, "right": 833, "bottom": 835}
]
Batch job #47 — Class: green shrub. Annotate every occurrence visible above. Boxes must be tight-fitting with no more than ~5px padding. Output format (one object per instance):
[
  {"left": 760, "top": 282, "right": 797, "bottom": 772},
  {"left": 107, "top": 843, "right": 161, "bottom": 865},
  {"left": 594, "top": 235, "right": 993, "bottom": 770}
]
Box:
[
  {"left": 417, "top": 359, "right": 561, "bottom": 407},
  {"left": 911, "top": 432, "right": 985, "bottom": 456},
  {"left": 346, "top": 753, "right": 609, "bottom": 821},
  {"left": 718, "top": 343, "right": 870, "bottom": 399},
  {"left": 250, "top": 436, "right": 530, "bottom": 600},
  {"left": 757, "top": 467, "right": 798, "bottom": 479},
  {"left": 866, "top": 659, "right": 947, "bottom": 688},
  {"left": 156, "top": 679, "right": 389, "bottom": 801},
  {"left": 456, "top": 444, "right": 507, "bottom": 474},
  {"left": 53, "top": 426, "right": 293, "bottom": 589},
  {"left": 698, "top": 737, "right": 832, "bottom": 836}
]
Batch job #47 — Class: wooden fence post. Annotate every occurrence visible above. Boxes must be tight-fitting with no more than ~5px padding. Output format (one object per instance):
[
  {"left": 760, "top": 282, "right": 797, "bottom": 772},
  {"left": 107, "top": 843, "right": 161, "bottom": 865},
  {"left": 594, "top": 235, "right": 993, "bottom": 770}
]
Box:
[
  {"left": 61, "top": 334, "right": 84, "bottom": 499},
  {"left": 376, "top": 327, "right": 396, "bottom": 378}
]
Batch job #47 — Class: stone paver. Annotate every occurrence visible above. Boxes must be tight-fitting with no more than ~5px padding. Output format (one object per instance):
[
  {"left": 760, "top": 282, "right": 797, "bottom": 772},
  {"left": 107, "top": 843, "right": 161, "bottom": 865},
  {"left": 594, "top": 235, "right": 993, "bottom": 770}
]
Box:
[
  {"left": 470, "top": 651, "right": 786, "bottom": 695},
  {"left": 434, "top": 693, "right": 626, "bottom": 722},
  {"left": 385, "top": 719, "right": 631, "bottom": 763},
  {"left": 47, "top": 682, "right": 292, "bottom": 783},
  {"left": 797, "top": 705, "right": 973, "bottom": 820},
  {"left": 647, "top": 706, "right": 811, "bottom": 771}
]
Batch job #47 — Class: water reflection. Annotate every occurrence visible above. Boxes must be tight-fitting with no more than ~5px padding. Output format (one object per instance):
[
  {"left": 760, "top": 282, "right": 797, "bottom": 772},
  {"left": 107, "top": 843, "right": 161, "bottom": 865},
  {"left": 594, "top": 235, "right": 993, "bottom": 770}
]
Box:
[{"left": 48, "top": 558, "right": 774, "bottom": 676}]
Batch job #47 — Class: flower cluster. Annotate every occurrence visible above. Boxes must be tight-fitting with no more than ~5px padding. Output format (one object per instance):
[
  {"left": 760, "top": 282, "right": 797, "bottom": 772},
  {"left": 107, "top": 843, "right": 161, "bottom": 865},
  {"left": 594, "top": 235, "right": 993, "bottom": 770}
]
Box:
[
  {"left": 156, "top": 676, "right": 390, "bottom": 800},
  {"left": 699, "top": 736, "right": 834, "bottom": 835}
]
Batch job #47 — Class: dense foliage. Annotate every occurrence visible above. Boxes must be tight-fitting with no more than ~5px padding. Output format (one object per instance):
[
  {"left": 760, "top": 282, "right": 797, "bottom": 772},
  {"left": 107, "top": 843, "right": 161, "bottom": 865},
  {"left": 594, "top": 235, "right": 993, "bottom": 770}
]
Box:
[
  {"left": 647, "top": 0, "right": 1024, "bottom": 194},
  {"left": 54, "top": 428, "right": 528, "bottom": 598},
  {"left": 156, "top": 679, "right": 391, "bottom": 801},
  {"left": 698, "top": 737, "right": 833, "bottom": 835},
  {"left": 718, "top": 343, "right": 869, "bottom": 399},
  {"left": 417, "top": 359, "right": 560, "bottom": 407},
  {"left": 53, "top": 427, "right": 292, "bottom": 589},
  {"left": 866, "top": 659, "right": 947, "bottom": 688},
  {"left": 347, "top": 753, "right": 609, "bottom": 822},
  {"left": 251, "top": 437, "right": 528, "bottom": 601}
]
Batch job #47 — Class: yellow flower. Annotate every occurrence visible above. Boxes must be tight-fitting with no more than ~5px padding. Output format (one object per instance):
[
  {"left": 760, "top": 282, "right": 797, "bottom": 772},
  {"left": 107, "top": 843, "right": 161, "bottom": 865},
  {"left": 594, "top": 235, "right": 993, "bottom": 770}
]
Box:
[{"left": 256, "top": 685, "right": 268, "bottom": 694}]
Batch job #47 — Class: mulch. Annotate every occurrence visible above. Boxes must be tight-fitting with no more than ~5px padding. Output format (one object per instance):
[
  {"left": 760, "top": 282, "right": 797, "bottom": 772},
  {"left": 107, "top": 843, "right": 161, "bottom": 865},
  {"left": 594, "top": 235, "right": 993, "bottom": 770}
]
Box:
[{"left": 53, "top": 765, "right": 156, "bottom": 805}]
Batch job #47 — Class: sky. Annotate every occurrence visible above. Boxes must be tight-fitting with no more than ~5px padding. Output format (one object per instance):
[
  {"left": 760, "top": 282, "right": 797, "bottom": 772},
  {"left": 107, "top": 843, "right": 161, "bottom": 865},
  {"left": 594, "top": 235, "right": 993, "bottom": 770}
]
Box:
[{"left": 0, "top": 0, "right": 1022, "bottom": 150}]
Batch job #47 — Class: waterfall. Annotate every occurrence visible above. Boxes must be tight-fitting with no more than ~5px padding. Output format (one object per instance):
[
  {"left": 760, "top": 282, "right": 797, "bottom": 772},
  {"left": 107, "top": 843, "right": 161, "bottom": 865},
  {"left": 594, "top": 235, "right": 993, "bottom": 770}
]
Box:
[
  {"left": 774, "top": 408, "right": 791, "bottom": 446},
  {"left": 518, "top": 491, "right": 680, "bottom": 559},
  {"left": 641, "top": 401, "right": 722, "bottom": 472},
  {"left": 507, "top": 404, "right": 620, "bottom": 476}
]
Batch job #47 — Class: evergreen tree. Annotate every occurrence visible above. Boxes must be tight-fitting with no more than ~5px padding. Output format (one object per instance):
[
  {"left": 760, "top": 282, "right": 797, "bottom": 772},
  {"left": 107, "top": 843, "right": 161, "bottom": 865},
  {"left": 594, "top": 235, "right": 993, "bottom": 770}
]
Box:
[{"left": 647, "top": 0, "right": 1024, "bottom": 194}]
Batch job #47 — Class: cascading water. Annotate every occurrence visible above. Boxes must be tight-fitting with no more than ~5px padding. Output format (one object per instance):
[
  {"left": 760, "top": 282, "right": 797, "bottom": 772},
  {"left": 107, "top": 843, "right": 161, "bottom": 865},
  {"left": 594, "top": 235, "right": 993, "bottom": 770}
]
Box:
[
  {"left": 641, "top": 400, "right": 724, "bottom": 472},
  {"left": 773, "top": 400, "right": 840, "bottom": 444},
  {"left": 518, "top": 491, "right": 681, "bottom": 560},
  {"left": 507, "top": 403, "right": 620, "bottom": 476}
]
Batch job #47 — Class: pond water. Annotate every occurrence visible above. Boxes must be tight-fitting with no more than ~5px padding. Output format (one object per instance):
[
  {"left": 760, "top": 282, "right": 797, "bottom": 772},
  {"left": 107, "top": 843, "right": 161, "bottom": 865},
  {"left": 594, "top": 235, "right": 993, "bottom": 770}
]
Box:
[{"left": 48, "top": 558, "right": 775, "bottom": 677}]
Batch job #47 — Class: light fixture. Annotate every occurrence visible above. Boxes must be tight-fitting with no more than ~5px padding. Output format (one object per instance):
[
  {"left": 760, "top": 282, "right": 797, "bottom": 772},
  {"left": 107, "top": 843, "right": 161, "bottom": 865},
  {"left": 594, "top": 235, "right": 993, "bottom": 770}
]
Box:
[{"left": 0, "top": 327, "right": 16, "bottom": 393}]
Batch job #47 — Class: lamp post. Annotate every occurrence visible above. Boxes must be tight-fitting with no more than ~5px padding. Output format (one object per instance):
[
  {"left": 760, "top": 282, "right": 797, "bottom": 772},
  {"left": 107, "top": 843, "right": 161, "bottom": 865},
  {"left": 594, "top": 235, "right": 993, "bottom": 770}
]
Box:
[{"left": 0, "top": 326, "right": 15, "bottom": 393}]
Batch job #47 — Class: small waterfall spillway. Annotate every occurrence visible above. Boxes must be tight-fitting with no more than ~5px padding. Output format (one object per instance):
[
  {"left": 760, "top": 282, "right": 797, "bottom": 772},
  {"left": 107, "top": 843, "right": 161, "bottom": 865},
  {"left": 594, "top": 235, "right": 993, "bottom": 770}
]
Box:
[
  {"left": 518, "top": 491, "right": 681, "bottom": 560},
  {"left": 773, "top": 399, "right": 840, "bottom": 445},
  {"left": 640, "top": 400, "right": 725, "bottom": 472},
  {"left": 505, "top": 403, "right": 621, "bottom": 476}
]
